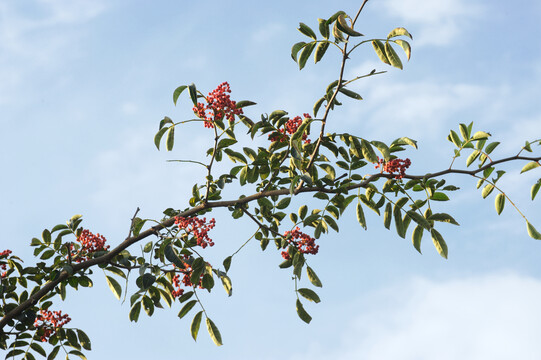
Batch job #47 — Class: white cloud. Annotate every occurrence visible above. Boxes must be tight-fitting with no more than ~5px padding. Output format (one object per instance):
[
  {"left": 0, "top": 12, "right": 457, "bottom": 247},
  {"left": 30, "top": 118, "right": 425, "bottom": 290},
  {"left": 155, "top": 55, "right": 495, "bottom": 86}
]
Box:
[
  {"left": 0, "top": 0, "right": 107, "bottom": 105},
  {"left": 345, "top": 75, "right": 498, "bottom": 142},
  {"left": 377, "top": 0, "right": 484, "bottom": 46},
  {"left": 292, "top": 273, "right": 541, "bottom": 360}
]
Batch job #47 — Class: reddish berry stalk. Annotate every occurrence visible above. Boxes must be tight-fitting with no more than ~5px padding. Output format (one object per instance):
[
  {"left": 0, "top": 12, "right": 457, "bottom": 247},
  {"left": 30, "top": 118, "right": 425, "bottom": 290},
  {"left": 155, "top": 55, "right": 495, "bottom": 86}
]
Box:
[
  {"left": 193, "top": 82, "right": 243, "bottom": 128},
  {"left": 281, "top": 227, "right": 319, "bottom": 260}
]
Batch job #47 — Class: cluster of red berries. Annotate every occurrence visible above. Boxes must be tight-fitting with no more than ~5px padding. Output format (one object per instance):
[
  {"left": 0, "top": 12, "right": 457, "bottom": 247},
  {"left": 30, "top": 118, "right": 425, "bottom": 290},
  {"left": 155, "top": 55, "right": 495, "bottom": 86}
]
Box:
[
  {"left": 269, "top": 113, "right": 311, "bottom": 144},
  {"left": 33, "top": 309, "right": 71, "bottom": 342},
  {"left": 175, "top": 216, "right": 216, "bottom": 249},
  {"left": 171, "top": 258, "right": 206, "bottom": 298},
  {"left": 375, "top": 157, "right": 411, "bottom": 179},
  {"left": 70, "top": 229, "right": 110, "bottom": 263},
  {"left": 281, "top": 227, "right": 319, "bottom": 260},
  {"left": 193, "top": 82, "right": 243, "bottom": 128},
  {"left": 0, "top": 249, "right": 11, "bottom": 278}
]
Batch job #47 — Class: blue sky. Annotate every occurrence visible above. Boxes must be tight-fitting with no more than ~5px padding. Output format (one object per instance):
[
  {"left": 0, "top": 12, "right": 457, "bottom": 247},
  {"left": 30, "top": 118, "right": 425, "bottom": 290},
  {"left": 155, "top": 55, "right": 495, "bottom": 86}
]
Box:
[{"left": 1, "top": 0, "right": 541, "bottom": 359}]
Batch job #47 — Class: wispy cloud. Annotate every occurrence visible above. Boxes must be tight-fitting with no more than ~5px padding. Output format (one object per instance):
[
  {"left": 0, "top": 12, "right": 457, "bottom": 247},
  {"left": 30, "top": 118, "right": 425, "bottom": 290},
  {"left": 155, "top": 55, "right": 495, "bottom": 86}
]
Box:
[
  {"left": 376, "top": 0, "right": 484, "bottom": 46},
  {"left": 0, "top": 0, "right": 108, "bottom": 105},
  {"left": 291, "top": 273, "right": 541, "bottom": 360}
]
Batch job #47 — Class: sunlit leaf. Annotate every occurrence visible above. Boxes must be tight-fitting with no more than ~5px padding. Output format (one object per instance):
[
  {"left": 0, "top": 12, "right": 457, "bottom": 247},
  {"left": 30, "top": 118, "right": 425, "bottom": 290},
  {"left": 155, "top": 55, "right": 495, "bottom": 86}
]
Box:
[
  {"left": 521, "top": 161, "right": 540, "bottom": 174},
  {"left": 105, "top": 276, "right": 122, "bottom": 300},
  {"left": 372, "top": 40, "right": 390, "bottom": 65},
  {"left": 384, "top": 42, "right": 403, "bottom": 69},
  {"left": 393, "top": 39, "right": 411, "bottom": 61},
  {"left": 314, "top": 41, "right": 330, "bottom": 63},
  {"left": 298, "top": 22, "right": 317, "bottom": 40},
  {"left": 495, "top": 193, "right": 505, "bottom": 215},
  {"left": 173, "top": 85, "right": 187, "bottom": 105},
  {"left": 165, "top": 126, "right": 175, "bottom": 151},
  {"left": 291, "top": 41, "right": 307, "bottom": 62},
  {"left": 431, "top": 229, "right": 448, "bottom": 259},
  {"left": 299, "top": 42, "right": 316, "bottom": 70},
  {"left": 298, "top": 288, "right": 321, "bottom": 303},
  {"left": 307, "top": 266, "right": 322, "bottom": 287},
  {"left": 527, "top": 222, "right": 541, "bottom": 240},
  {"left": 206, "top": 317, "right": 223, "bottom": 346},
  {"left": 191, "top": 311, "right": 203, "bottom": 341},
  {"left": 387, "top": 27, "right": 413, "bottom": 39},
  {"left": 356, "top": 203, "right": 367, "bottom": 230},
  {"left": 296, "top": 299, "right": 312, "bottom": 324},
  {"left": 412, "top": 225, "right": 423, "bottom": 254},
  {"left": 336, "top": 14, "right": 363, "bottom": 36}
]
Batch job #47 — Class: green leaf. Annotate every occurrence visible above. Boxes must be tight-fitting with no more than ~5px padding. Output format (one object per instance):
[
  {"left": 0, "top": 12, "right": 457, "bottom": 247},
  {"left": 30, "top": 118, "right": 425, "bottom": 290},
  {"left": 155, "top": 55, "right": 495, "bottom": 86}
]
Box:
[
  {"left": 527, "top": 222, "right": 541, "bottom": 240},
  {"left": 481, "top": 184, "right": 495, "bottom": 199},
  {"left": 384, "top": 42, "right": 403, "bottom": 69},
  {"left": 298, "top": 288, "right": 321, "bottom": 303},
  {"left": 372, "top": 40, "right": 390, "bottom": 65},
  {"left": 173, "top": 85, "right": 187, "bottom": 105},
  {"left": 306, "top": 266, "right": 322, "bottom": 287},
  {"left": 47, "top": 346, "right": 60, "bottom": 360},
  {"left": 449, "top": 130, "right": 462, "bottom": 147},
  {"left": 129, "top": 302, "right": 141, "bottom": 322},
  {"left": 77, "top": 330, "right": 92, "bottom": 351},
  {"left": 495, "top": 193, "right": 505, "bottom": 215},
  {"left": 485, "top": 141, "right": 500, "bottom": 154},
  {"left": 223, "top": 256, "right": 232, "bottom": 272},
  {"left": 315, "top": 42, "right": 330, "bottom": 63},
  {"left": 392, "top": 137, "right": 418, "bottom": 149},
  {"left": 105, "top": 276, "right": 122, "bottom": 300},
  {"left": 191, "top": 311, "right": 203, "bottom": 341},
  {"left": 387, "top": 27, "right": 413, "bottom": 39},
  {"left": 371, "top": 141, "right": 391, "bottom": 162},
  {"left": 431, "top": 229, "right": 448, "bottom": 259},
  {"left": 430, "top": 192, "right": 450, "bottom": 201},
  {"left": 318, "top": 164, "right": 336, "bottom": 180},
  {"left": 298, "top": 22, "right": 317, "bottom": 40},
  {"left": 217, "top": 138, "right": 237, "bottom": 149},
  {"left": 142, "top": 295, "right": 155, "bottom": 316},
  {"left": 393, "top": 39, "right": 411, "bottom": 61},
  {"left": 165, "top": 126, "right": 175, "bottom": 152},
  {"left": 393, "top": 204, "right": 405, "bottom": 238},
  {"left": 472, "top": 131, "right": 490, "bottom": 140},
  {"left": 296, "top": 299, "right": 312, "bottom": 324},
  {"left": 406, "top": 210, "right": 431, "bottom": 230},
  {"left": 336, "top": 14, "right": 363, "bottom": 36},
  {"left": 188, "top": 83, "right": 197, "bottom": 105},
  {"left": 412, "top": 225, "right": 423, "bottom": 254},
  {"left": 361, "top": 139, "right": 378, "bottom": 163},
  {"left": 206, "top": 317, "right": 223, "bottom": 346},
  {"left": 521, "top": 161, "right": 540, "bottom": 174},
  {"left": 313, "top": 97, "right": 326, "bottom": 117},
  {"left": 30, "top": 342, "right": 47, "bottom": 357},
  {"left": 339, "top": 87, "right": 363, "bottom": 100},
  {"left": 178, "top": 300, "right": 197, "bottom": 319},
  {"left": 428, "top": 213, "right": 460, "bottom": 225},
  {"left": 383, "top": 202, "right": 392, "bottom": 229},
  {"left": 291, "top": 41, "right": 307, "bottom": 62},
  {"left": 219, "top": 273, "right": 233, "bottom": 296},
  {"left": 68, "top": 350, "right": 87, "bottom": 360},
  {"left": 356, "top": 203, "right": 367, "bottom": 230},
  {"left": 164, "top": 243, "right": 185, "bottom": 269},
  {"left": 532, "top": 181, "right": 541, "bottom": 200},
  {"left": 276, "top": 197, "right": 292, "bottom": 210},
  {"left": 466, "top": 150, "right": 480, "bottom": 167},
  {"left": 318, "top": 18, "right": 330, "bottom": 39},
  {"left": 298, "top": 42, "right": 316, "bottom": 70}
]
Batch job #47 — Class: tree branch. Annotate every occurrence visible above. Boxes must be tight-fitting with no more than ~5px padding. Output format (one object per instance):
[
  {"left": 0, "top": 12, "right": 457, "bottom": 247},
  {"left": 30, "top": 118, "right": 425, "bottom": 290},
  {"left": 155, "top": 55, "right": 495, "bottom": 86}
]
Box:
[{"left": 1, "top": 153, "right": 539, "bottom": 331}]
